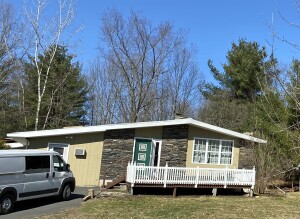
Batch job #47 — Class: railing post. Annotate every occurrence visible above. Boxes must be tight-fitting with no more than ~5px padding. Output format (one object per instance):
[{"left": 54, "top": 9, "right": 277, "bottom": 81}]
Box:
[
  {"left": 163, "top": 162, "right": 168, "bottom": 188},
  {"left": 251, "top": 166, "right": 256, "bottom": 189},
  {"left": 102, "top": 169, "right": 107, "bottom": 189},
  {"left": 224, "top": 166, "right": 228, "bottom": 188},
  {"left": 195, "top": 167, "right": 199, "bottom": 188},
  {"left": 129, "top": 161, "right": 134, "bottom": 184},
  {"left": 132, "top": 162, "right": 137, "bottom": 187},
  {"left": 126, "top": 162, "right": 130, "bottom": 182}
]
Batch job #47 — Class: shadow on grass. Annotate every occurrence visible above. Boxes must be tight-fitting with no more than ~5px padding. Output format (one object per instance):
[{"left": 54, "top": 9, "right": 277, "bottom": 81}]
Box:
[{"left": 132, "top": 187, "right": 246, "bottom": 196}]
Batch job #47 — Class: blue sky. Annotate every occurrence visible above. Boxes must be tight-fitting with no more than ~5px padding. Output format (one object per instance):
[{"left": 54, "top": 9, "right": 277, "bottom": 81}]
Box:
[{"left": 12, "top": 0, "right": 300, "bottom": 82}]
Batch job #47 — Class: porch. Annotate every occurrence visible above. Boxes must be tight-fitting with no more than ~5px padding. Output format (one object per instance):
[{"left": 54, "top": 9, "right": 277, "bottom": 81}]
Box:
[{"left": 126, "top": 163, "right": 256, "bottom": 195}]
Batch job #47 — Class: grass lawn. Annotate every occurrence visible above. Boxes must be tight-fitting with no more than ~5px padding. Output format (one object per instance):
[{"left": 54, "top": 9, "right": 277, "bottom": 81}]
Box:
[{"left": 38, "top": 192, "right": 300, "bottom": 219}]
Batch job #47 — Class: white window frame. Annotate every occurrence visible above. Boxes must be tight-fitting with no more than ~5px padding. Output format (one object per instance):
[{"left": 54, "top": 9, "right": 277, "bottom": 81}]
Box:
[
  {"left": 192, "top": 137, "right": 234, "bottom": 165},
  {"left": 47, "top": 142, "right": 70, "bottom": 162}
]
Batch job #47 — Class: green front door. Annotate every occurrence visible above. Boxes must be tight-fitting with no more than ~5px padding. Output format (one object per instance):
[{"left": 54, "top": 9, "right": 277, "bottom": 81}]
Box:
[{"left": 133, "top": 138, "right": 153, "bottom": 166}]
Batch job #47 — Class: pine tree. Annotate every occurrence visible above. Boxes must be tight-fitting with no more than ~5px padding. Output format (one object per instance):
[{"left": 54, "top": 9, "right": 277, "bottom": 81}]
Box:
[
  {"left": 24, "top": 45, "right": 88, "bottom": 130},
  {"left": 199, "top": 39, "right": 273, "bottom": 132},
  {"left": 203, "top": 39, "right": 272, "bottom": 102}
]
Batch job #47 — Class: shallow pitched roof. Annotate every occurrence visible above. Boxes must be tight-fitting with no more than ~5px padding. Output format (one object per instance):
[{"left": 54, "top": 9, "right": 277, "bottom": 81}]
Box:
[
  {"left": 7, "top": 118, "right": 266, "bottom": 144},
  {"left": 6, "top": 142, "right": 24, "bottom": 148}
]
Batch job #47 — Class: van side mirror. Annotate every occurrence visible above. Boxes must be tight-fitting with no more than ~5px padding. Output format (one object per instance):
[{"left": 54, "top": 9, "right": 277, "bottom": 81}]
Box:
[{"left": 66, "top": 164, "right": 70, "bottom": 172}]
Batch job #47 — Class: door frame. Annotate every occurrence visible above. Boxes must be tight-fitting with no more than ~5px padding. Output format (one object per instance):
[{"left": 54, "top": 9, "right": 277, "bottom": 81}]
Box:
[
  {"left": 47, "top": 142, "right": 70, "bottom": 162},
  {"left": 152, "top": 139, "right": 162, "bottom": 167},
  {"left": 132, "top": 137, "right": 162, "bottom": 167}
]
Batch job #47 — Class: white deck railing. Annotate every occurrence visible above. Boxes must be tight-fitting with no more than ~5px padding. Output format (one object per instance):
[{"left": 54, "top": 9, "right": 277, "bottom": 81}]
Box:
[{"left": 127, "top": 162, "right": 256, "bottom": 189}]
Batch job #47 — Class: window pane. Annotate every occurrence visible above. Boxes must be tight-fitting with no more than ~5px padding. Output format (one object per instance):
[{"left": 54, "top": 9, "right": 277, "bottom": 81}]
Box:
[
  {"left": 53, "top": 155, "right": 59, "bottom": 167},
  {"left": 207, "top": 152, "right": 219, "bottom": 164},
  {"left": 53, "top": 147, "right": 64, "bottom": 156},
  {"left": 194, "top": 139, "right": 206, "bottom": 151},
  {"left": 208, "top": 140, "right": 220, "bottom": 152},
  {"left": 193, "top": 139, "right": 206, "bottom": 163},
  {"left": 193, "top": 151, "right": 205, "bottom": 163},
  {"left": 220, "top": 140, "right": 233, "bottom": 164},
  {"left": 221, "top": 141, "right": 233, "bottom": 152},
  {"left": 220, "top": 153, "right": 232, "bottom": 164},
  {"left": 53, "top": 155, "right": 66, "bottom": 172},
  {"left": 25, "top": 156, "right": 50, "bottom": 173}
]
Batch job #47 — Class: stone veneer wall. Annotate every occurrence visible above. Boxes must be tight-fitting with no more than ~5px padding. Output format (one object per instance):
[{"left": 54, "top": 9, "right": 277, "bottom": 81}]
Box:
[
  {"left": 100, "top": 129, "right": 135, "bottom": 180},
  {"left": 160, "top": 125, "right": 189, "bottom": 167}
]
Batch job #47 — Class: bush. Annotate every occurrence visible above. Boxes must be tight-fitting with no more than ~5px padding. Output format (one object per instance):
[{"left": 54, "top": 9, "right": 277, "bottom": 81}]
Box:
[{"left": 0, "top": 140, "right": 9, "bottom": 150}]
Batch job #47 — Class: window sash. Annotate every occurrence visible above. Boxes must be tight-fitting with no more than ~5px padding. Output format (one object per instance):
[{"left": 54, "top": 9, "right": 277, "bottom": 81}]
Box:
[{"left": 193, "top": 138, "right": 233, "bottom": 165}]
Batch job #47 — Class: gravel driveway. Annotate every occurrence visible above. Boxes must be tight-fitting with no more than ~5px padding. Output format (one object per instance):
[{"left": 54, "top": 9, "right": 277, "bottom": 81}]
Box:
[{"left": 1, "top": 187, "right": 100, "bottom": 219}]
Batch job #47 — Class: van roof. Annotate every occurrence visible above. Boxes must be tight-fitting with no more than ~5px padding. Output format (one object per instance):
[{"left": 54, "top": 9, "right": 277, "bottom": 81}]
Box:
[{"left": 0, "top": 149, "right": 59, "bottom": 157}]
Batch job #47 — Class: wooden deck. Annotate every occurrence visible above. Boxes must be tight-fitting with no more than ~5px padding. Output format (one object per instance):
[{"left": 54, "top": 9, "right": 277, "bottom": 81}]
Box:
[{"left": 126, "top": 163, "right": 256, "bottom": 191}]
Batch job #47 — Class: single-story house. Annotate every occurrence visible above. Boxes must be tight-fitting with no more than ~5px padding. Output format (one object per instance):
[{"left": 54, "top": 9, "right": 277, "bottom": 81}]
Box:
[{"left": 7, "top": 118, "right": 266, "bottom": 194}]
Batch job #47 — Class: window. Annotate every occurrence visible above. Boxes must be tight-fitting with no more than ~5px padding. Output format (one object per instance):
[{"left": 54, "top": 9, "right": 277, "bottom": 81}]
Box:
[
  {"left": 53, "top": 147, "right": 64, "bottom": 156},
  {"left": 25, "top": 156, "right": 50, "bottom": 173},
  {"left": 193, "top": 138, "right": 233, "bottom": 165},
  {"left": 48, "top": 143, "right": 69, "bottom": 162},
  {"left": 53, "top": 155, "right": 67, "bottom": 172}
]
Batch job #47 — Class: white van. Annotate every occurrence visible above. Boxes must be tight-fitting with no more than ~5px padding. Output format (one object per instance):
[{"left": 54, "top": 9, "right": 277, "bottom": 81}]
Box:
[{"left": 0, "top": 150, "right": 75, "bottom": 214}]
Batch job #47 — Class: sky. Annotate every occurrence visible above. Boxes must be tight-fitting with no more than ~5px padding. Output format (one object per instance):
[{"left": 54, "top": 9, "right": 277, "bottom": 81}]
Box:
[{"left": 11, "top": 0, "right": 300, "bottom": 83}]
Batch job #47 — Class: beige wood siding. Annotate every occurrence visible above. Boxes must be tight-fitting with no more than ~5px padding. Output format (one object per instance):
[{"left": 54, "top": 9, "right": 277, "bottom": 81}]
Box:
[
  {"left": 186, "top": 126, "right": 240, "bottom": 169},
  {"left": 135, "top": 127, "right": 162, "bottom": 139},
  {"left": 29, "top": 133, "right": 104, "bottom": 186}
]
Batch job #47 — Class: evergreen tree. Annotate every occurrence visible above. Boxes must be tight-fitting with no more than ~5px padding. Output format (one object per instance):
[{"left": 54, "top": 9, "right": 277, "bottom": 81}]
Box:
[
  {"left": 203, "top": 39, "right": 272, "bottom": 102},
  {"left": 199, "top": 39, "right": 274, "bottom": 132},
  {"left": 24, "top": 45, "right": 88, "bottom": 130}
]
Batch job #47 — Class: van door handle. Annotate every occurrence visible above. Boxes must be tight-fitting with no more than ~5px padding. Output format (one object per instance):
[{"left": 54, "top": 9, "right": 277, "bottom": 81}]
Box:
[
  {"left": 52, "top": 172, "right": 55, "bottom": 177},
  {"left": 46, "top": 173, "right": 49, "bottom": 178}
]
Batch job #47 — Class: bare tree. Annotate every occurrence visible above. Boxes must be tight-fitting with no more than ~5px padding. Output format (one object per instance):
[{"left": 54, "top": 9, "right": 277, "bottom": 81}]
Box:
[
  {"left": 24, "top": 0, "right": 75, "bottom": 130},
  {"left": 0, "top": 1, "right": 23, "bottom": 95},
  {"left": 100, "top": 9, "right": 188, "bottom": 123},
  {"left": 166, "top": 45, "right": 200, "bottom": 118},
  {"left": 89, "top": 9, "right": 201, "bottom": 123},
  {"left": 88, "top": 59, "right": 120, "bottom": 125},
  {"left": 0, "top": 1, "right": 26, "bottom": 137}
]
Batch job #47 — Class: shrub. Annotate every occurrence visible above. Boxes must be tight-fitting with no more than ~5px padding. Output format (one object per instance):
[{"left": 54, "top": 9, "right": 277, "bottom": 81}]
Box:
[{"left": 0, "top": 140, "right": 9, "bottom": 150}]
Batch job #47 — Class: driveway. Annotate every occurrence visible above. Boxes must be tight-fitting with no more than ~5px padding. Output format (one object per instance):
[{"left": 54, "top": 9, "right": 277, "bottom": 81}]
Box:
[{"left": 2, "top": 187, "right": 99, "bottom": 219}]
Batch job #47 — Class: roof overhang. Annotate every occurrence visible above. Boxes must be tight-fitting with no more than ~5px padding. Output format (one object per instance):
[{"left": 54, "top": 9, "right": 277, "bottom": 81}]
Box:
[
  {"left": 6, "top": 142, "right": 24, "bottom": 148},
  {"left": 7, "top": 118, "right": 267, "bottom": 144}
]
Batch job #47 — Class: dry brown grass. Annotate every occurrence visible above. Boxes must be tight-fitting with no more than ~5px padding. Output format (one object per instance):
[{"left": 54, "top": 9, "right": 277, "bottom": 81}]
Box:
[{"left": 36, "top": 193, "right": 300, "bottom": 219}]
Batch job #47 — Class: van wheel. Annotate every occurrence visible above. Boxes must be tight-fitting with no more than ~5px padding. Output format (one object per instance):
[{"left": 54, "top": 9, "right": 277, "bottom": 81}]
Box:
[
  {"left": 0, "top": 194, "right": 14, "bottom": 214},
  {"left": 61, "top": 184, "right": 72, "bottom": 201}
]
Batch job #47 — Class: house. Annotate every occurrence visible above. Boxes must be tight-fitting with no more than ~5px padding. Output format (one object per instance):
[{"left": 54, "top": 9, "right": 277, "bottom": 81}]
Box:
[{"left": 7, "top": 118, "right": 266, "bottom": 195}]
